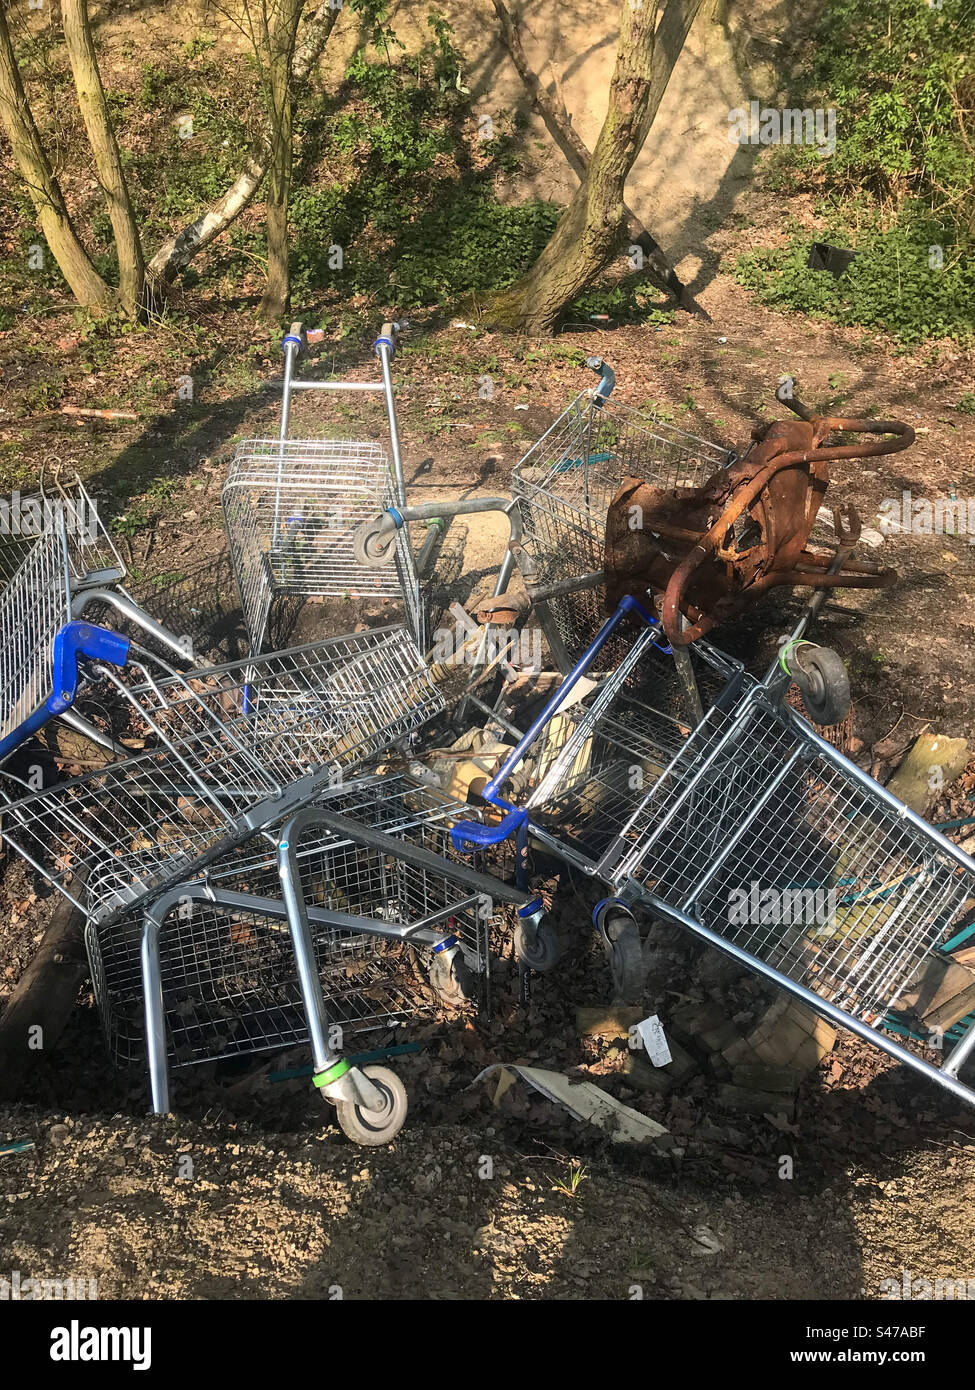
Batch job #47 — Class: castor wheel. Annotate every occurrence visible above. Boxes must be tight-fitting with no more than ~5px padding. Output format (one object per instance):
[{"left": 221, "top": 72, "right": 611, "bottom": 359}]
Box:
[
  {"left": 429, "top": 952, "right": 479, "bottom": 1008},
  {"left": 792, "top": 645, "right": 851, "bottom": 726},
  {"left": 594, "top": 899, "right": 645, "bottom": 1002},
  {"left": 331, "top": 1065, "right": 408, "bottom": 1146},
  {"left": 605, "top": 919, "right": 644, "bottom": 1002},
  {"left": 514, "top": 918, "right": 560, "bottom": 972},
  {"left": 353, "top": 516, "right": 396, "bottom": 567}
]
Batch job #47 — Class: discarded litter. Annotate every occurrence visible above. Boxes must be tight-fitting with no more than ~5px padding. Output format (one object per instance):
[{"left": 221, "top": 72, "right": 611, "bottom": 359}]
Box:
[
  {"left": 2, "top": 323, "right": 974, "bottom": 1156},
  {"left": 638, "top": 1015, "right": 673, "bottom": 1068},
  {"left": 474, "top": 1063, "right": 670, "bottom": 1144}
]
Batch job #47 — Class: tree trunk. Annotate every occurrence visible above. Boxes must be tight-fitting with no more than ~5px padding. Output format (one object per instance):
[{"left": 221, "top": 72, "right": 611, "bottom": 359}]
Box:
[
  {"left": 0, "top": 2, "right": 114, "bottom": 308},
  {"left": 62, "top": 0, "right": 145, "bottom": 315},
  {"left": 479, "top": 0, "right": 703, "bottom": 334},
  {"left": 258, "top": 0, "right": 303, "bottom": 321},
  {"left": 491, "top": 0, "right": 708, "bottom": 317},
  {"left": 146, "top": 1, "right": 339, "bottom": 294}
]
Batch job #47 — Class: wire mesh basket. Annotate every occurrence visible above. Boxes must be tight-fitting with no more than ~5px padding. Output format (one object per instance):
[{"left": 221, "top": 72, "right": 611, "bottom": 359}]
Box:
[
  {"left": 452, "top": 609, "right": 975, "bottom": 1099},
  {"left": 87, "top": 775, "right": 498, "bottom": 1069},
  {"left": 0, "top": 468, "right": 125, "bottom": 590},
  {"left": 0, "top": 626, "right": 445, "bottom": 924},
  {"left": 604, "top": 685, "right": 975, "bottom": 1024},
  {"left": 517, "top": 626, "right": 747, "bottom": 872},
  {"left": 223, "top": 438, "right": 421, "bottom": 655},
  {"left": 0, "top": 526, "right": 74, "bottom": 753},
  {"left": 511, "top": 391, "right": 733, "bottom": 666},
  {"left": 0, "top": 472, "right": 193, "bottom": 762}
]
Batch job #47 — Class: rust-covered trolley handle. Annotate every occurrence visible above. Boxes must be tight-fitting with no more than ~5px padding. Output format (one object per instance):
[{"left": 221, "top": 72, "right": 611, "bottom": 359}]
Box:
[{"left": 660, "top": 388, "right": 914, "bottom": 646}]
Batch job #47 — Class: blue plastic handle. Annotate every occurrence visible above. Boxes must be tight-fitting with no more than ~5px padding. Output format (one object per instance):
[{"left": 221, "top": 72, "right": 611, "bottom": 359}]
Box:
[
  {"left": 450, "top": 806, "right": 528, "bottom": 853},
  {"left": 0, "top": 620, "right": 130, "bottom": 764}
]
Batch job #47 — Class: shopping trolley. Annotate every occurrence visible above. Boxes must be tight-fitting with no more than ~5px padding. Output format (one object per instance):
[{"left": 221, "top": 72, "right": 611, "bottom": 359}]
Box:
[
  {"left": 223, "top": 322, "right": 421, "bottom": 656},
  {"left": 353, "top": 359, "right": 735, "bottom": 726},
  {"left": 88, "top": 773, "right": 535, "bottom": 1143},
  {"left": 0, "top": 468, "right": 192, "bottom": 763},
  {"left": 450, "top": 604, "right": 975, "bottom": 1108},
  {"left": 449, "top": 597, "right": 744, "bottom": 978},
  {"left": 0, "top": 625, "right": 445, "bottom": 923}
]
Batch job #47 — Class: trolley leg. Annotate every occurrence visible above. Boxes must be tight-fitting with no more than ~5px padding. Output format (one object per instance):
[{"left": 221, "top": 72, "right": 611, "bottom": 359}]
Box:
[
  {"left": 374, "top": 334, "right": 407, "bottom": 511},
  {"left": 56, "top": 708, "right": 128, "bottom": 757},
  {"left": 276, "top": 826, "right": 383, "bottom": 1108},
  {"left": 141, "top": 904, "right": 171, "bottom": 1115}
]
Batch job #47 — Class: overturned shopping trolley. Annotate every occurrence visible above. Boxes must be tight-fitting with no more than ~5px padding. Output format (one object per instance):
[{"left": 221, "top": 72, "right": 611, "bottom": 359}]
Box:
[
  {"left": 0, "top": 469, "right": 191, "bottom": 764},
  {"left": 0, "top": 624, "right": 444, "bottom": 917},
  {"left": 450, "top": 602, "right": 975, "bottom": 1107},
  {"left": 223, "top": 322, "right": 421, "bottom": 656},
  {"left": 507, "top": 358, "right": 734, "bottom": 671},
  {"left": 88, "top": 772, "right": 532, "bottom": 1143},
  {"left": 0, "top": 626, "right": 451, "bottom": 1141}
]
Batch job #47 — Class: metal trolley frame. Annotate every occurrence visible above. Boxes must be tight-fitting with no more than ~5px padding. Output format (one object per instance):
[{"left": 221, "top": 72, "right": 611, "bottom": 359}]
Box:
[
  {"left": 450, "top": 601, "right": 975, "bottom": 1108},
  {"left": 222, "top": 322, "right": 421, "bottom": 656}
]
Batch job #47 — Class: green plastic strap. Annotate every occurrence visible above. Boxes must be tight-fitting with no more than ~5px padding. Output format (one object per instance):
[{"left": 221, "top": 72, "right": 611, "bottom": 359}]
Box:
[
  {"left": 778, "top": 637, "right": 814, "bottom": 674},
  {"left": 312, "top": 1057, "right": 351, "bottom": 1088}
]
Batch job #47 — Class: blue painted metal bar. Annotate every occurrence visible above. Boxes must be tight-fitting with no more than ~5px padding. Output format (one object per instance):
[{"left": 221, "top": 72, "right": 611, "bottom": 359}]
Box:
[
  {"left": 0, "top": 620, "right": 130, "bottom": 763},
  {"left": 451, "top": 594, "right": 669, "bottom": 853}
]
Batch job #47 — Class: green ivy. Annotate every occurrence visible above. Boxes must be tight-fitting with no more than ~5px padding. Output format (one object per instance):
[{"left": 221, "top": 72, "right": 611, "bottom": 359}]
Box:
[
  {"left": 288, "top": 22, "right": 556, "bottom": 306},
  {"left": 736, "top": 216, "right": 974, "bottom": 345},
  {"left": 736, "top": 0, "right": 974, "bottom": 345}
]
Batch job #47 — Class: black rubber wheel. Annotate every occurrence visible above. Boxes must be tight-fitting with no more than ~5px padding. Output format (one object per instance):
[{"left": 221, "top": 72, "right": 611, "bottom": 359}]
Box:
[
  {"left": 353, "top": 518, "right": 396, "bottom": 568},
  {"left": 429, "top": 953, "right": 479, "bottom": 1008},
  {"left": 333, "top": 1065, "right": 408, "bottom": 1146},
  {"left": 794, "top": 646, "right": 851, "bottom": 726},
  {"left": 603, "top": 915, "right": 645, "bottom": 1003},
  {"left": 514, "top": 919, "right": 560, "bottom": 972}
]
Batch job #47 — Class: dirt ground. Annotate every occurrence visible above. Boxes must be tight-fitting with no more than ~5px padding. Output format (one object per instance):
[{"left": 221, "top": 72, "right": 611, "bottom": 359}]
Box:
[{"left": 2, "top": 220, "right": 975, "bottom": 1299}]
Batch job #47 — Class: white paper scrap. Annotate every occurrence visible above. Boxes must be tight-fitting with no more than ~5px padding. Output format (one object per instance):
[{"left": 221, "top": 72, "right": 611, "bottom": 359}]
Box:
[{"left": 638, "top": 1014, "right": 672, "bottom": 1068}]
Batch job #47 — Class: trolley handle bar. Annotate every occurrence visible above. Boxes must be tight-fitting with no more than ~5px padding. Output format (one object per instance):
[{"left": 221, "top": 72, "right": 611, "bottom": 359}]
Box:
[
  {"left": 0, "top": 620, "right": 129, "bottom": 765},
  {"left": 355, "top": 497, "right": 522, "bottom": 569},
  {"left": 586, "top": 356, "right": 615, "bottom": 406},
  {"left": 450, "top": 595, "right": 669, "bottom": 853}
]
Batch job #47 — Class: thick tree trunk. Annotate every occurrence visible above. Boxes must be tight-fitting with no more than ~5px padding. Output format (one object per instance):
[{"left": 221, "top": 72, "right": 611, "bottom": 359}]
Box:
[
  {"left": 146, "top": 1, "right": 338, "bottom": 293},
  {"left": 259, "top": 122, "right": 292, "bottom": 320},
  {"left": 62, "top": 0, "right": 145, "bottom": 315},
  {"left": 0, "top": 3, "right": 114, "bottom": 308},
  {"left": 479, "top": 0, "right": 704, "bottom": 334},
  {"left": 491, "top": 0, "right": 707, "bottom": 317}
]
